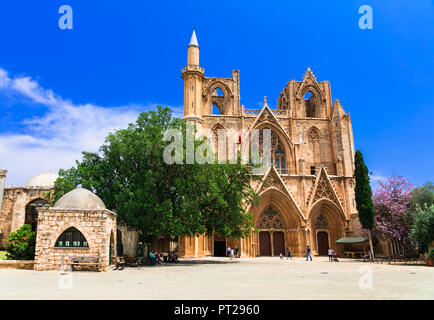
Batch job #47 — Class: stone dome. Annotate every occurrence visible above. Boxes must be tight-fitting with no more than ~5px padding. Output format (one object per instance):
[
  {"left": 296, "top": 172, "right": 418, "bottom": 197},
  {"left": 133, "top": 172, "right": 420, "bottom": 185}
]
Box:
[
  {"left": 25, "top": 172, "right": 59, "bottom": 188},
  {"left": 53, "top": 188, "right": 107, "bottom": 210}
]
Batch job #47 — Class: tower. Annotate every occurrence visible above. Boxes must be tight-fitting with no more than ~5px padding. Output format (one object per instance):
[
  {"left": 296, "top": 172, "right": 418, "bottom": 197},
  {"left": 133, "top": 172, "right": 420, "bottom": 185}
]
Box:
[{"left": 182, "top": 28, "right": 204, "bottom": 124}]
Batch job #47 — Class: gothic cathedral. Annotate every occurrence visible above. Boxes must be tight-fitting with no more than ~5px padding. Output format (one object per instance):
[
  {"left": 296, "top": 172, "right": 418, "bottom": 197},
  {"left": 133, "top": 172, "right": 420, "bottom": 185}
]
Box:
[{"left": 177, "top": 30, "right": 359, "bottom": 257}]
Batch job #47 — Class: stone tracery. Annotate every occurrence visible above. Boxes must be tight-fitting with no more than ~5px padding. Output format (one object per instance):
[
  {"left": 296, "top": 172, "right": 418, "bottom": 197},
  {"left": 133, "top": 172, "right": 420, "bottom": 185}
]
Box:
[{"left": 258, "top": 206, "right": 285, "bottom": 229}]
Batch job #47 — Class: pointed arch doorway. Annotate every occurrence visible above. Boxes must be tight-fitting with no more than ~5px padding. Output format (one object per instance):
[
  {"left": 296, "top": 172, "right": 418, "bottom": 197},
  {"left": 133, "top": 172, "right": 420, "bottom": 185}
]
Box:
[
  {"left": 257, "top": 205, "right": 286, "bottom": 256},
  {"left": 317, "top": 231, "right": 329, "bottom": 256}
]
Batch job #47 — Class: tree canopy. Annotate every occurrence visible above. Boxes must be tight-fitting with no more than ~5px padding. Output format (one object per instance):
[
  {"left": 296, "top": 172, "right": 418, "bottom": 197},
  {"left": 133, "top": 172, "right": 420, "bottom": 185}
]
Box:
[
  {"left": 372, "top": 176, "right": 413, "bottom": 243},
  {"left": 53, "top": 106, "right": 258, "bottom": 244}
]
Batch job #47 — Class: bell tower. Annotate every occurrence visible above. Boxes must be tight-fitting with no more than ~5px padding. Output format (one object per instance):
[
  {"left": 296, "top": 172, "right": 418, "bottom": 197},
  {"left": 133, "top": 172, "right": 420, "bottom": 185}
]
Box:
[{"left": 182, "top": 28, "right": 204, "bottom": 124}]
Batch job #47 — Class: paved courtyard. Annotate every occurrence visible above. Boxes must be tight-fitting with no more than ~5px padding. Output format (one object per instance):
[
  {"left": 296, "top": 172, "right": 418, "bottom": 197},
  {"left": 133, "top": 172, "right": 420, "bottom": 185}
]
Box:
[{"left": 0, "top": 257, "right": 433, "bottom": 299}]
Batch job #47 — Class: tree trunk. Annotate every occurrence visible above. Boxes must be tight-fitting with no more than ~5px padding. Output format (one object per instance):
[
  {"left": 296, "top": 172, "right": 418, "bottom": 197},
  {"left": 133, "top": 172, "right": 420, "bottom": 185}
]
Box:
[{"left": 368, "top": 229, "right": 375, "bottom": 260}]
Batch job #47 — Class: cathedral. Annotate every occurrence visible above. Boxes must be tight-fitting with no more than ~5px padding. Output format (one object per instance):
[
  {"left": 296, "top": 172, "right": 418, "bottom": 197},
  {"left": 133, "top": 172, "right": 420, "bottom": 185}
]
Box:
[{"left": 177, "top": 30, "right": 359, "bottom": 258}]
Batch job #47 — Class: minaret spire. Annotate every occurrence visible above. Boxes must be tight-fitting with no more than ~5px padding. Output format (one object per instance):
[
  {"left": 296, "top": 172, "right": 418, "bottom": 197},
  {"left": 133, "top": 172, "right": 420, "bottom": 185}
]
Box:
[{"left": 189, "top": 27, "right": 199, "bottom": 48}]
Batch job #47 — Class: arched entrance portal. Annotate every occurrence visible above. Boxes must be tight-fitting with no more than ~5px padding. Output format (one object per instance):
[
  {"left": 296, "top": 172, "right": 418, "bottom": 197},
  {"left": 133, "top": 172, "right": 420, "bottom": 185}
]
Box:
[
  {"left": 213, "top": 235, "right": 226, "bottom": 257},
  {"left": 317, "top": 231, "right": 329, "bottom": 256},
  {"left": 252, "top": 186, "right": 305, "bottom": 257},
  {"left": 25, "top": 198, "right": 49, "bottom": 232},
  {"left": 259, "top": 232, "right": 271, "bottom": 256},
  {"left": 257, "top": 205, "right": 286, "bottom": 256},
  {"left": 309, "top": 199, "right": 346, "bottom": 256}
]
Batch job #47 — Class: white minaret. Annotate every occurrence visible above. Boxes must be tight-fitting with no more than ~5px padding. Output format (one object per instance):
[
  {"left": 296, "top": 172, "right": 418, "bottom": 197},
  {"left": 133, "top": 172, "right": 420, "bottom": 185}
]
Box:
[{"left": 182, "top": 28, "right": 204, "bottom": 124}]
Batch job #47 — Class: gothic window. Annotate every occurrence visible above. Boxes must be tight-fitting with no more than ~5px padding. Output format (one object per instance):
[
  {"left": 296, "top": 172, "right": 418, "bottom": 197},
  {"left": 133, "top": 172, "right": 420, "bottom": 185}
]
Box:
[
  {"left": 315, "top": 213, "right": 328, "bottom": 229},
  {"left": 304, "top": 91, "right": 317, "bottom": 117},
  {"left": 308, "top": 129, "right": 320, "bottom": 143},
  {"left": 55, "top": 227, "right": 89, "bottom": 248},
  {"left": 212, "top": 88, "right": 224, "bottom": 115},
  {"left": 252, "top": 129, "right": 287, "bottom": 174},
  {"left": 258, "top": 206, "right": 285, "bottom": 229}
]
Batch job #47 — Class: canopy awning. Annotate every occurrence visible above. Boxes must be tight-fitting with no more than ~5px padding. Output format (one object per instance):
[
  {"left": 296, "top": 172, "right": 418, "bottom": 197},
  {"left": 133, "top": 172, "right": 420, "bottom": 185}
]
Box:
[{"left": 335, "top": 237, "right": 368, "bottom": 244}]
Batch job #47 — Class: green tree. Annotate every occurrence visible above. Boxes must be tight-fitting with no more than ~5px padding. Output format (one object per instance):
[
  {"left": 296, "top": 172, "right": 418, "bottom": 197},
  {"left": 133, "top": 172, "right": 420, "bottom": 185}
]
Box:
[
  {"left": 54, "top": 106, "right": 258, "bottom": 250},
  {"left": 410, "top": 205, "right": 434, "bottom": 252},
  {"left": 407, "top": 182, "right": 434, "bottom": 214},
  {"left": 6, "top": 224, "right": 36, "bottom": 260},
  {"left": 354, "top": 150, "right": 375, "bottom": 258}
]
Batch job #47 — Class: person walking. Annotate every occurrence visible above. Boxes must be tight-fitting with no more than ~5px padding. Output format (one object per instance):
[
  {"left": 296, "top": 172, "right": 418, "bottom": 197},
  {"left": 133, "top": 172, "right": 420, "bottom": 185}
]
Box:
[
  {"left": 230, "top": 248, "right": 235, "bottom": 261},
  {"left": 280, "top": 253, "right": 283, "bottom": 260},
  {"left": 306, "top": 245, "right": 312, "bottom": 261},
  {"left": 287, "top": 247, "right": 292, "bottom": 260},
  {"left": 227, "top": 246, "right": 231, "bottom": 257},
  {"left": 328, "top": 248, "right": 333, "bottom": 262}
]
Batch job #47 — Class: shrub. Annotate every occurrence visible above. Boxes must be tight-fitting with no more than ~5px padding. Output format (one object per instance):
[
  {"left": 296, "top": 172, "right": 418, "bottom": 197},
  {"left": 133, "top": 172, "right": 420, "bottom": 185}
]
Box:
[{"left": 6, "top": 224, "right": 36, "bottom": 260}]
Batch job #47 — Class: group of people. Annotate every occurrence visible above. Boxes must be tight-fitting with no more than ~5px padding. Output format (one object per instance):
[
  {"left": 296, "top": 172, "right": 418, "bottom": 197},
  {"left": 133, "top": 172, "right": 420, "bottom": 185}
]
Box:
[
  {"left": 227, "top": 246, "right": 239, "bottom": 260},
  {"left": 278, "top": 246, "right": 338, "bottom": 262},
  {"left": 148, "top": 250, "right": 179, "bottom": 264},
  {"left": 279, "top": 247, "right": 294, "bottom": 260}
]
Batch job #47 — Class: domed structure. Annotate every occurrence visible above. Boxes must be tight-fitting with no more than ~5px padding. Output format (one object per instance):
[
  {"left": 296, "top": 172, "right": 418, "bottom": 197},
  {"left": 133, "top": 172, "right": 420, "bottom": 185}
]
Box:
[
  {"left": 53, "top": 188, "right": 107, "bottom": 210},
  {"left": 25, "top": 172, "right": 59, "bottom": 188}
]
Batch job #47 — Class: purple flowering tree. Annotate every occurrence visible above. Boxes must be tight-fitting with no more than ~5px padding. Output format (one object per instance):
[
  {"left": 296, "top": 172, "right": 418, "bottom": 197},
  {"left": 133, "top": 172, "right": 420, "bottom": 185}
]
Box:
[{"left": 372, "top": 176, "right": 413, "bottom": 244}]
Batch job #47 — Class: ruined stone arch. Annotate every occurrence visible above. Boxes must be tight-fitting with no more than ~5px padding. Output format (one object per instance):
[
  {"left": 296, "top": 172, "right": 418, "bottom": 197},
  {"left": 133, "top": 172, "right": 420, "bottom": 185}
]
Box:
[
  {"left": 203, "top": 79, "right": 234, "bottom": 115},
  {"left": 296, "top": 82, "right": 326, "bottom": 118}
]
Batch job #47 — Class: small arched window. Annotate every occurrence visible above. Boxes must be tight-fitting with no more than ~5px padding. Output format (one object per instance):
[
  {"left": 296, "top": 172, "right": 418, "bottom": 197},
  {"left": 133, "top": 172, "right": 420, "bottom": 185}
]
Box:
[
  {"left": 304, "top": 91, "right": 317, "bottom": 117},
  {"left": 211, "top": 88, "right": 224, "bottom": 115},
  {"left": 55, "top": 227, "right": 89, "bottom": 248}
]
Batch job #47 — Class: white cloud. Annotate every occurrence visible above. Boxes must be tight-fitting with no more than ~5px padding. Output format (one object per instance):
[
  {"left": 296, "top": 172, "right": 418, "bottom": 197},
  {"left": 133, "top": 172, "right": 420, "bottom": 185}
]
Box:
[
  {"left": 0, "top": 67, "right": 182, "bottom": 186},
  {"left": 369, "top": 173, "right": 387, "bottom": 190}
]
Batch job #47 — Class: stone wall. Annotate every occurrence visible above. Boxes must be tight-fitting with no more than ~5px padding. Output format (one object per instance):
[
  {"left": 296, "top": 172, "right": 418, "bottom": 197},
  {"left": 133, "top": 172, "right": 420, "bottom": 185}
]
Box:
[
  {"left": 0, "top": 186, "right": 50, "bottom": 249},
  {"left": 34, "top": 208, "right": 117, "bottom": 271},
  {"left": 117, "top": 222, "right": 139, "bottom": 256}
]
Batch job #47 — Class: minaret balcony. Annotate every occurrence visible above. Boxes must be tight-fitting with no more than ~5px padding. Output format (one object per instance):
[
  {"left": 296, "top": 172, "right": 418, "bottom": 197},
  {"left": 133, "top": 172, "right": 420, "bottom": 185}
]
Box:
[{"left": 182, "top": 64, "right": 204, "bottom": 74}]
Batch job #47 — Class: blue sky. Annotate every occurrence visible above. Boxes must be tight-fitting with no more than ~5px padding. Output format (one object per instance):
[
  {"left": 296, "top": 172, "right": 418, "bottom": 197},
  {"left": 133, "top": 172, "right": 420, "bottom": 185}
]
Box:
[{"left": 0, "top": 0, "right": 433, "bottom": 187}]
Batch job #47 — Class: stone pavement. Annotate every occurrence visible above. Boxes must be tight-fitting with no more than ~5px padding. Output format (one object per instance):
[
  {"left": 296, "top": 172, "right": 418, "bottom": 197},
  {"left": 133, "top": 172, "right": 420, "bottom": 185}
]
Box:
[{"left": 0, "top": 257, "right": 432, "bottom": 299}]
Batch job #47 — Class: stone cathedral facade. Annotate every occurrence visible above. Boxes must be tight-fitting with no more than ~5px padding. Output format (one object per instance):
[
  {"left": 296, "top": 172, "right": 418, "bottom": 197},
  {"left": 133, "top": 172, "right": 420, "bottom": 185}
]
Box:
[{"left": 178, "top": 30, "right": 360, "bottom": 258}]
